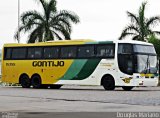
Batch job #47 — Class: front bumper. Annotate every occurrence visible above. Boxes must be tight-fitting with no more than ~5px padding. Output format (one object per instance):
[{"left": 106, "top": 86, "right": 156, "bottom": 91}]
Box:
[
  {"left": 121, "top": 73, "right": 159, "bottom": 87},
  {"left": 132, "top": 78, "right": 159, "bottom": 86}
]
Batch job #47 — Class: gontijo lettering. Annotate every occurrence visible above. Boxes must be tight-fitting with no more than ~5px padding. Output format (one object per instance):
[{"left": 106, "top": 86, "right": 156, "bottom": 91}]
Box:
[{"left": 32, "top": 61, "right": 64, "bottom": 67}]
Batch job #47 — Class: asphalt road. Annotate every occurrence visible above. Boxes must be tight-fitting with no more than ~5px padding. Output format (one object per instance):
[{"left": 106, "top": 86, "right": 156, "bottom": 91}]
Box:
[{"left": 0, "top": 85, "right": 160, "bottom": 118}]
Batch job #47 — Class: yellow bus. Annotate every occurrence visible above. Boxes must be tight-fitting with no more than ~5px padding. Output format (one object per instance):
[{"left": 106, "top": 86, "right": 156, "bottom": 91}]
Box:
[{"left": 1, "top": 40, "right": 159, "bottom": 90}]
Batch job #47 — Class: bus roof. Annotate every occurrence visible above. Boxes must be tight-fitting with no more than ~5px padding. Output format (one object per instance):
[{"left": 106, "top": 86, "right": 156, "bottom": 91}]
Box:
[
  {"left": 114, "top": 40, "right": 153, "bottom": 45},
  {"left": 3, "top": 39, "right": 153, "bottom": 47},
  {"left": 3, "top": 39, "right": 113, "bottom": 47},
  {"left": 3, "top": 39, "right": 92, "bottom": 47}
]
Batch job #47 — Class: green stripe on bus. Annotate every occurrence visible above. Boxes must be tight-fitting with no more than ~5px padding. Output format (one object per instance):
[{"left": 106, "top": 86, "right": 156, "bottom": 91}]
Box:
[
  {"left": 86, "top": 41, "right": 113, "bottom": 44},
  {"left": 72, "top": 59, "right": 101, "bottom": 80},
  {"left": 98, "top": 41, "right": 113, "bottom": 44},
  {"left": 60, "top": 59, "right": 87, "bottom": 80}
]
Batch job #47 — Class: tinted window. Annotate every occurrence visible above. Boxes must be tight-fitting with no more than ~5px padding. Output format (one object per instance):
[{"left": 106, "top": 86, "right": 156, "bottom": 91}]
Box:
[
  {"left": 118, "top": 44, "right": 134, "bottom": 75},
  {"left": 118, "top": 44, "right": 132, "bottom": 54},
  {"left": 12, "top": 48, "right": 26, "bottom": 59},
  {"left": 96, "top": 45, "right": 115, "bottom": 58},
  {"left": 27, "top": 47, "right": 42, "bottom": 59},
  {"left": 78, "top": 45, "right": 95, "bottom": 58},
  {"left": 4, "top": 48, "right": 11, "bottom": 59},
  {"left": 44, "top": 47, "right": 59, "bottom": 59},
  {"left": 118, "top": 54, "right": 133, "bottom": 75},
  {"left": 60, "top": 46, "right": 77, "bottom": 58}
]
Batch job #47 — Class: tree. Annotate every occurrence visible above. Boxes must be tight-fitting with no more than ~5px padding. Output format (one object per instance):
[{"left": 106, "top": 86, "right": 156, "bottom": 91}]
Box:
[
  {"left": 148, "top": 35, "right": 160, "bottom": 85},
  {"left": 148, "top": 35, "right": 160, "bottom": 58},
  {"left": 15, "top": 0, "right": 80, "bottom": 43},
  {"left": 119, "top": 2, "right": 160, "bottom": 41}
]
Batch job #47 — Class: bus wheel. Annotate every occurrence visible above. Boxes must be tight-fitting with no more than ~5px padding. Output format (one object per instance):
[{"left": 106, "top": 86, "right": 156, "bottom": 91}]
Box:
[
  {"left": 20, "top": 75, "right": 31, "bottom": 88},
  {"left": 50, "top": 84, "right": 62, "bottom": 89},
  {"left": 101, "top": 75, "right": 115, "bottom": 90},
  {"left": 122, "top": 86, "right": 134, "bottom": 91},
  {"left": 31, "top": 75, "right": 41, "bottom": 89}
]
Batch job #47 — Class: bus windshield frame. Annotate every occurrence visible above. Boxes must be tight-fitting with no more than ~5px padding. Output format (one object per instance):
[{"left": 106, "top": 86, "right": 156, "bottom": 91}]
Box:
[{"left": 118, "top": 43, "right": 158, "bottom": 75}]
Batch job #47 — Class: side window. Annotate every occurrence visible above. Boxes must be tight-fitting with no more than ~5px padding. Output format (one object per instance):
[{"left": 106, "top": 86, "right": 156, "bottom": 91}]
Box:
[
  {"left": 4, "top": 48, "right": 11, "bottom": 59},
  {"left": 60, "top": 46, "right": 77, "bottom": 58},
  {"left": 96, "top": 45, "right": 115, "bottom": 58},
  {"left": 44, "top": 47, "right": 59, "bottom": 59},
  {"left": 12, "top": 48, "right": 26, "bottom": 59},
  {"left": 118, "top": 44, "right": 132, "bottom": 54},
  {"left": 27, "top": 48, "right": 34, "bottom": 59},
  {"left": 78, "top": 45, "right": 95, "bottom": 58},
  {"left": 27, "top": 47, "right": 42, "bottom": 59}
]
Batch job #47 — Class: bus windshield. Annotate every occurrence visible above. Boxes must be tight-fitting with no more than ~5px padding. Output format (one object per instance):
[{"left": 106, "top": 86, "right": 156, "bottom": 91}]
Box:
[
  {"left": 118, "top": 44, "right": 158, "bottom": 75},
  {"left": 133, "top": 45, "right": 156, "bottom": 54},
  {"left": 133, "top": 45, "right": 157, "bottom": 74}
]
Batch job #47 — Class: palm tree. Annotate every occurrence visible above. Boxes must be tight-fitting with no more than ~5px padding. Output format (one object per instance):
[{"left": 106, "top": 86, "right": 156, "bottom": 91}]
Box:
[
  {"left": 119, "top": 2, "right": 160, "bottom": 41},
  {"left": 15, "top": 0, "right": 80, "bottom": 43}
]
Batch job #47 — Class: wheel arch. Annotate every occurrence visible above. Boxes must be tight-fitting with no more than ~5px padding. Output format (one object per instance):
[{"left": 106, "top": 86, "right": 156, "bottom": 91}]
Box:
[
  {"left": 100, "top": 74, "right": 115, "bottom": 85},
  {"left": 31, "top": 73, "right": 41, "bottom": 79}
]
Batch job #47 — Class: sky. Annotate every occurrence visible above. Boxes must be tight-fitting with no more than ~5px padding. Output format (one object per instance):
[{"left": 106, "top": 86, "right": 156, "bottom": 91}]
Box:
[{"left": 0, "top": 0, "right": 160, "bottom": 48}]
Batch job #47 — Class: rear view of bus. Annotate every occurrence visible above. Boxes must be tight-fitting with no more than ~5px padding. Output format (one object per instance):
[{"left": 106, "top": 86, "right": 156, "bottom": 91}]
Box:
[{"left": 117, "top": 40, "right": 159, "bottom": 90}]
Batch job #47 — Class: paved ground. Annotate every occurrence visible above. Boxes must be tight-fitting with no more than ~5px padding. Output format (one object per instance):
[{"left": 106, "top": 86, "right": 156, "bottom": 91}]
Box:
[{"left": 0, "top": 86, "right": 160, "bottom": 113}]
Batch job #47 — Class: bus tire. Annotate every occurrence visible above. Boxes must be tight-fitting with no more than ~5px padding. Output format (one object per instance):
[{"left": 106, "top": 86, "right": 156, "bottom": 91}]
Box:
[
  {"left": 101, "top": 75, "right": 115, "bottom": 90},
  {"left": 20, "top": 75, "right": 31, "bottom": 88},
  {"left": 50, "top": 84, "right": 62, "bottom": 89},
  {"left": 122, "top": 86, "right": 134, "bottom": 91},
  {"left": 31, "top": 75, "right": 42, "bottom": 89}
]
